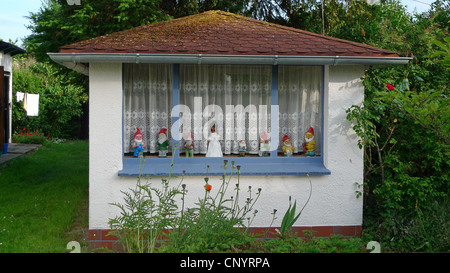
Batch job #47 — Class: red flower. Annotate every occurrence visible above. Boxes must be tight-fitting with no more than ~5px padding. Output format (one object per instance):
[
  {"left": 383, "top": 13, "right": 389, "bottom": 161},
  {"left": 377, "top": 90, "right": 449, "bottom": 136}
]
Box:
[
  {"left": 204, "top": 184, "right": 212, "bottom": 192},
  {"left": 386, "top": 84, "right": 394, "bottom": 91}
]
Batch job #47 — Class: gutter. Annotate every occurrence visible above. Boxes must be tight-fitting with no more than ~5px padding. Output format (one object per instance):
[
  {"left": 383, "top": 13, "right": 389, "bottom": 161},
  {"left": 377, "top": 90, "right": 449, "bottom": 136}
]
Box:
[{"left": 48, "top": 53, "right": 411, "bottom": 75}]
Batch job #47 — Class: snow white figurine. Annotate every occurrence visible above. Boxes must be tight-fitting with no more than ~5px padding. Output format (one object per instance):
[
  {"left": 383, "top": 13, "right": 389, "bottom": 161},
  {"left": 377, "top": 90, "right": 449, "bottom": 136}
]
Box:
[{"left": 206, "top": 123, "right": 223, "bottom": 157}]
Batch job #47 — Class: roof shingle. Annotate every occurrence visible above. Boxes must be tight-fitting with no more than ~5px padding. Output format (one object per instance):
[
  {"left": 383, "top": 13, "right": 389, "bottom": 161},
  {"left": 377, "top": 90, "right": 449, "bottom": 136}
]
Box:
[{"left": 59, "top": 10, "right": 398, "bottom": 58}]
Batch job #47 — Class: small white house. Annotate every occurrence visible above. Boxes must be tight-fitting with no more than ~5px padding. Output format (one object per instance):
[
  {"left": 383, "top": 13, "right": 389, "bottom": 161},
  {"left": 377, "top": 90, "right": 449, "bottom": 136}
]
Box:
[
  {"left": 49, "top": 11, "right": 409, "bottom": 250},
  {"left": 1, "top": 41, "right": 25, "bottom": 152}
]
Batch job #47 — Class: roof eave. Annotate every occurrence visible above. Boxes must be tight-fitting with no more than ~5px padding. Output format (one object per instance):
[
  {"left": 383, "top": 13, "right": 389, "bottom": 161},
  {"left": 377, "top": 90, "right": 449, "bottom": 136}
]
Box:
[{"left": 48, "top": 52, "right": 411, "bottom": 72}]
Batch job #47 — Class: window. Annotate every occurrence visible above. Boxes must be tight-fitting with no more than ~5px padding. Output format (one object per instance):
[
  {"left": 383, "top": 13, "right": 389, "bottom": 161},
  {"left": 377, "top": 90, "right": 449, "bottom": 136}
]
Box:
[
  {"left": 123, "top": 63, "right": 173, "bottom": 157},
  {"left": 278, "top": 66, "right": 322, "bottom": 156},
  {"left": 120, "top": 63, "right": 329, "bottom": 176}
]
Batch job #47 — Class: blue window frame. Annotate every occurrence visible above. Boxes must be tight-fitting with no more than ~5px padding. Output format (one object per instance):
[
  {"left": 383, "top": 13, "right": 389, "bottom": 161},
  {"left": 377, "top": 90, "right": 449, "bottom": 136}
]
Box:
[{"left": 119, "top": 64, "right": 330, "bottom": 176}]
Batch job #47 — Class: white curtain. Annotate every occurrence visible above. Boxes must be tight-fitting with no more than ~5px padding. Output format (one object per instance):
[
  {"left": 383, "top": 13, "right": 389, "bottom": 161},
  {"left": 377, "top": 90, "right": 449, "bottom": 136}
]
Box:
[
  {"left": 123, "top": 64, "right": 172, "bottom": 154},
  {"left": 278, "top": 66, "right": 322, "bottom": 154},
  {"left": 179, "top": 64, "right": 272, "bottom": 155}
]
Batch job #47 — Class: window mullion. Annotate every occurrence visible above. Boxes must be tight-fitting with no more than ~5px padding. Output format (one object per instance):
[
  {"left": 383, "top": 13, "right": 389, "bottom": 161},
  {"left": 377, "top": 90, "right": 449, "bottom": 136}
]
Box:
[
  {"left": 270, "top": 65, "right": 278, "bottom": 158},
  {"left": 172, "top": 64, "right": 180, "bottom": 158}
]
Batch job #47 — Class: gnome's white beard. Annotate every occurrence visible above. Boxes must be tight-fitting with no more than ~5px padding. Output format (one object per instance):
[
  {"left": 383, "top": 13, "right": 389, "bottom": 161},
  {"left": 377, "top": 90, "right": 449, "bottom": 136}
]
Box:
[
  {"left": 158, "top": 134, "right": 167, "bottom": 144},
  {"left": 305, "top": 136, "right": 314, "bottom": 143},
  {"left": 134, "top": 138, "right": 143, "bottom": 144}
]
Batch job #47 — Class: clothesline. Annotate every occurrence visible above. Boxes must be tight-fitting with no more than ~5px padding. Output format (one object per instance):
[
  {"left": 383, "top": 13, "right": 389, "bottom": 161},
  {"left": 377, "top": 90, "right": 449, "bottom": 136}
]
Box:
[{"left": 15, "top": 91, "right": 60, "bottom": 97}]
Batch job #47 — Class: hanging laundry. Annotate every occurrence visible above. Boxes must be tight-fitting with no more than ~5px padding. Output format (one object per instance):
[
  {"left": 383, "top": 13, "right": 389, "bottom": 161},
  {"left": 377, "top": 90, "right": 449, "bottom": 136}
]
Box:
[
  {"left": 16, "top": 92, "right": 25, "bottom": 102},
  {"left": 25, "top": 93, "right": 40, "bottom": 116}
]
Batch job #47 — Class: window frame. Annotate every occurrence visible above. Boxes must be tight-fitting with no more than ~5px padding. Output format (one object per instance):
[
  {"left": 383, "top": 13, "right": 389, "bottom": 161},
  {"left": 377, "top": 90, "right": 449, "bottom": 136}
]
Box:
[{"left": 119, "top": 64, "right": 330, "bottom": 177}]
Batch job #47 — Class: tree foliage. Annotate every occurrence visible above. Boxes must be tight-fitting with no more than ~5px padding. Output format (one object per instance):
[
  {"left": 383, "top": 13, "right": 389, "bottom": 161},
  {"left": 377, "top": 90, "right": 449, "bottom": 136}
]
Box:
[{"left": 12, "top": 57, "right": 88, "bottom": 138}]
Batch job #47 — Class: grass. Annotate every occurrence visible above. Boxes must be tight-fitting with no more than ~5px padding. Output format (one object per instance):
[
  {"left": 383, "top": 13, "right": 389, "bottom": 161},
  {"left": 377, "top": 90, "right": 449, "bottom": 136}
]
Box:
[{"left": 0, "top": 141, "right": 89, "bottom": 253}]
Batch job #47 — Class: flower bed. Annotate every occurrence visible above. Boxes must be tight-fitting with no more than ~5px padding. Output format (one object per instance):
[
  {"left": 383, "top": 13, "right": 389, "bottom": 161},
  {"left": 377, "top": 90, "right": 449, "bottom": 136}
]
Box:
[{"left": 13, "top": 128, "right": 53, "bottom": 145}]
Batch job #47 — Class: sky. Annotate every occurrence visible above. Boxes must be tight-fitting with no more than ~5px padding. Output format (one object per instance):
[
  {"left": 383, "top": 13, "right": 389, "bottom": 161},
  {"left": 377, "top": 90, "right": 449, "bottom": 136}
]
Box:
[{"left": 0, "top": 0, "right": 437, "bottom": 48}]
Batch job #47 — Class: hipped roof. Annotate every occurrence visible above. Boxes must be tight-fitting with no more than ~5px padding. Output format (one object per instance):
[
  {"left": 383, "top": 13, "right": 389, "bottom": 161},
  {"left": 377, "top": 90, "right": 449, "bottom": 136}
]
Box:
[{"left": 59, "top": 10, "right": 398, "bottom": 58}]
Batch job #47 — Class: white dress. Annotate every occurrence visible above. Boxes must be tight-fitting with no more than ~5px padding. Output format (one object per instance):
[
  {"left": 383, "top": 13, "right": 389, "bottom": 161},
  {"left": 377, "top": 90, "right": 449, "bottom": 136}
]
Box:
[{"left": 206, "top": 133, "right": 223, "bottom": 157}]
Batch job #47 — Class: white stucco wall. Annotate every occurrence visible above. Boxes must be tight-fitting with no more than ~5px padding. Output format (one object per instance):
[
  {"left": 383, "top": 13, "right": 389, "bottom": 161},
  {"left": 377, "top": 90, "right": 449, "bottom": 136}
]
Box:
[{"left": 88, "top": 63, "right": 364, "bottom": 230}]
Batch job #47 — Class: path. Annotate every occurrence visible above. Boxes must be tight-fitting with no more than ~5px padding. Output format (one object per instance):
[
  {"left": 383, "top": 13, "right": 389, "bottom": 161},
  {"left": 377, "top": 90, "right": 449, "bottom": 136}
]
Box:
[{"left": 0, "top": 143, "right": 42, "bottom": 166}]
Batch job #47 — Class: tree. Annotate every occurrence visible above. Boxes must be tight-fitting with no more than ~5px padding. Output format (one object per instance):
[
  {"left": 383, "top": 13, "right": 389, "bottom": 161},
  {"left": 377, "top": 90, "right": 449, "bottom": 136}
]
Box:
[{"left": 24, "top": 0, "right": 170, "bottom": 62}]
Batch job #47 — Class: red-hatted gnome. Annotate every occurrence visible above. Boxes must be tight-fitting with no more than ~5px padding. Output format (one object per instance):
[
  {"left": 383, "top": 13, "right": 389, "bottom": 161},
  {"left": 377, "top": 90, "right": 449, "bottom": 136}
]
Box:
[
  {"left": 259, "top": 131, "right": 270, "bottom": 157},
  {"left": 156, "top": 127, "right": 169, "bottom": 158},
  {"left": 238, "top": 139, "right": 247, "bottom": 157},
  {"left": 132, "top": 127, "right": 146, "bottom": 157},
  {"left": 184, "top": 131, "right": 194, "bottom": 158},
  {"left": 282, "top": 134, "right": 294, "bottom": 157},
  {"left": 302, "top": 127, "right": 316, "bottom": 156}
]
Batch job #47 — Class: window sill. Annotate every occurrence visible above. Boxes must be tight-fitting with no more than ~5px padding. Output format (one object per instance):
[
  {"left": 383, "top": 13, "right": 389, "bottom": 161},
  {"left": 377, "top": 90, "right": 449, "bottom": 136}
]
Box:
[{"left": 118, "top": 156, "right": 331, "bottom": 177}]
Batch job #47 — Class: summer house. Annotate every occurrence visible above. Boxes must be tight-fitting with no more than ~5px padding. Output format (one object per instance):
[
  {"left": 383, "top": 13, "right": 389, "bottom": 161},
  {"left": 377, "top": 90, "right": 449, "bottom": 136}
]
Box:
[{"left": 49, "top": 10, "right": 409, "bottom": 250}]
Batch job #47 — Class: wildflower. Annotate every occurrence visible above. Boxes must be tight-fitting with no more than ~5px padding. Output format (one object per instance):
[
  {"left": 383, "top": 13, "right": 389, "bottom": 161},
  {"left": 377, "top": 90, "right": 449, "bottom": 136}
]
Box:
[
  {"left": 204, "top": 177, "right": 209, "bottom": 183},
  {"left": 204, "top": 184, "right": 212, "bottom": 192},
  {"left": 386, "top": 84, "right": 394, "bottom": 91}
]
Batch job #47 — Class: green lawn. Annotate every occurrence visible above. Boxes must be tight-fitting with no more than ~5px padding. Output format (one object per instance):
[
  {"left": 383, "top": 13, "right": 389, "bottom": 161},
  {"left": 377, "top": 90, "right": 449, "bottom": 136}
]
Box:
[{"left": 0, "top": 141, "right": 89, "bottom": 253}]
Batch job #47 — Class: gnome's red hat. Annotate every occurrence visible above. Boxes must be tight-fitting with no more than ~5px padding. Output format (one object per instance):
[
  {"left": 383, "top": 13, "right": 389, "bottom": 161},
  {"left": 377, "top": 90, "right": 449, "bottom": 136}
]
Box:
[
  {"left": 306, "top": 127, "right": 314, "bottom": 135},
  {"left": 134, "top": 127, "right": 142, "bottom": 138},
  {"left": 282, "top": 135, "right": 289, "bottom": 143},
  {"left": 261, "top": 132, "right": 268, "bottom": 141},
  {"left": 159, "top": 128, "right": 167, "bottom": 136}
]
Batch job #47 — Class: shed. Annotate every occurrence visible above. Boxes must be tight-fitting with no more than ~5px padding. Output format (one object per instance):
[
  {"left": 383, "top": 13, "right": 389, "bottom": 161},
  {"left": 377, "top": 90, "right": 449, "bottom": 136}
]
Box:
[
  {"left": 49, "top": 10, "right": 409, "bottom": 250},
  {"left": 1, "top": 41, "right": 25, "bottom": 152}
]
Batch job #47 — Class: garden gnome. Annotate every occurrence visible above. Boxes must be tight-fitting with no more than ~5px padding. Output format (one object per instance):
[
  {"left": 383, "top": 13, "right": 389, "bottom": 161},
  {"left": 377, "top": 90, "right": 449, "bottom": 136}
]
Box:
[
  {"left": 259, "top": 131, "right": 270, "bottom": 157},
  {"left": 238, "top": 139, "right": 246, "bottom": 157},
  {"left": 302, "top": 127, "right": 316, "bottom": 156},
  {"left": 132, "top": 127, "right": 146, "bottom": 157},
  {"left": 184, "top": 132, "right": 194, "bottom": 158},
  {"left": 156, "top": 127, "right": 169, "bottom": 158},
  {"left": 282, "top": 134, "right": 294, "bottom": 157}
]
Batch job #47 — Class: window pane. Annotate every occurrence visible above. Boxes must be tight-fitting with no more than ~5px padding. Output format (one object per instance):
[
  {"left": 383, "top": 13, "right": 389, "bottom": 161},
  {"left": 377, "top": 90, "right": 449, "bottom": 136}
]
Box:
[
  {"left": 278, "top": 66, "right": 322, "bottom": 156},
  {"left": 179, "top": 64, "right": 271, "bottom": 156},
  {"left": 123, "top": 64, "right": 172, "bottom": 155}
]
